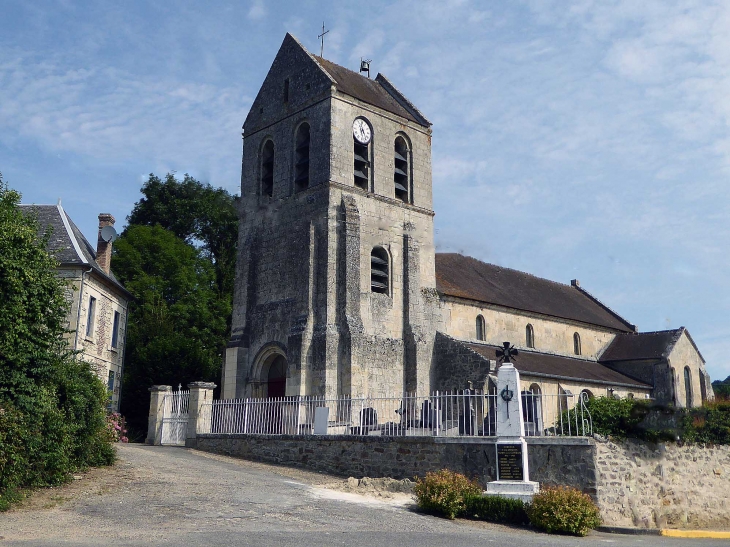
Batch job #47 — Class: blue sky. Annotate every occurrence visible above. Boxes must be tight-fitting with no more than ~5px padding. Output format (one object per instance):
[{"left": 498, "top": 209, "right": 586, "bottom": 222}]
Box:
[{"left": 2, "top": 0, "right": 729, "bottom": 381}]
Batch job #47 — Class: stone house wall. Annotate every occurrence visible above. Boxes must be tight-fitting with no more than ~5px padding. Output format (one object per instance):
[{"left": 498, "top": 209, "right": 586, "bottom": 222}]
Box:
[
  {"left": 668, "top": 332, "right": 713, "bottom": 407},
  {"left": 58, "top": 267, "right": 127, "bottom": 410}
]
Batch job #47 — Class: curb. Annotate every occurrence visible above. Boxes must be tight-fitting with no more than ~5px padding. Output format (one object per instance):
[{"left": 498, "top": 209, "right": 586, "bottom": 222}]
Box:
[
  {"left": 596, "top": 526, "right": 660, "bottom": 536},
  {"left": 661, "top": 530, "right": 730, "bottom": 539},
  {"left": 597, "top": 526, "right": 730, "bottom": 539}
]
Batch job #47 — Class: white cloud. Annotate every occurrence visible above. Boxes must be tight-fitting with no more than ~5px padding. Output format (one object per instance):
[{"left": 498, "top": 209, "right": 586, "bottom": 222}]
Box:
[{"left": 247, "top": 0, "right": 266, "bottom": 21}]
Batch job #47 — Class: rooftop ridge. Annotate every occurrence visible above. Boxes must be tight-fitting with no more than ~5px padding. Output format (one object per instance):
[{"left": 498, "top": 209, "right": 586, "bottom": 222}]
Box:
[{"left": 572, "top": 283, "right": 637, "bottom": 333}]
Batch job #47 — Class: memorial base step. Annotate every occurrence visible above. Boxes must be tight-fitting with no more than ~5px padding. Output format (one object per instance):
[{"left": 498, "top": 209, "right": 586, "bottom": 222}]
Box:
[{"left": 484, "top": 480, "right": 540, "bottom": 503}]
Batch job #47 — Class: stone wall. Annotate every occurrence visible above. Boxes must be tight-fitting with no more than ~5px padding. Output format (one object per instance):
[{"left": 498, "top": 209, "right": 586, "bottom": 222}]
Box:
[
  {"left": 595, "top": 438, "right": 730, "bottom": 529},
  {"left": 191, "top": 434, "right": 596, "bottom": 493}
]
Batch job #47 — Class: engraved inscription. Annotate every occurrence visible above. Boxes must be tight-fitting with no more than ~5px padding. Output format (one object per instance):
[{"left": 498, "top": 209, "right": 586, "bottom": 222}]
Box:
[{"left": 497, "top": 443, "right": 524, "bottom": 481}]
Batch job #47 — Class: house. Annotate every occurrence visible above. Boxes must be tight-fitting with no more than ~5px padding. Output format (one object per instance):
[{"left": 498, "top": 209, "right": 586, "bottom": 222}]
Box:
[
  {"left": 20, "top": 203, "right": 130, "bottom": 411},
  {"left": 220, "top": 33, "right": 713, "bottom": 410}
]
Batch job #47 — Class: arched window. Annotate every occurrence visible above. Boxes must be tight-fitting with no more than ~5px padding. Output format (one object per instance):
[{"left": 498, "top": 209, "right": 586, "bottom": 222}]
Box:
[
  {"left": 573, "top": 332, "right": 581, "bottom": 355},
  {"left": 370, "top": 247, "right": 389, "bottom": 294},
  {"left": 684, "top": 367, "right": 693, "bottom": 407},
  {"left": 699, "top": 372, "right": 707, "bottom": 404},
  {"left": 525, "top": 324, "right": 534, "bottom": 348},
  {"left": 580, "top": 389, "right": 594, "bottom": 401},
  {"left": 394, "top": 136, "right": 409, "bottom": 202},
  {"left": 353, "top": 119, "right": 371, "bottom": 191},
  {"left": 260, "top": 140, "right": 274, "bottom": 197},
  {"left": 475, "top": 315, "right": 485, "bottom": 341},
  {"left": 294, "top": 123, "right": 310, "bottom": 191}
]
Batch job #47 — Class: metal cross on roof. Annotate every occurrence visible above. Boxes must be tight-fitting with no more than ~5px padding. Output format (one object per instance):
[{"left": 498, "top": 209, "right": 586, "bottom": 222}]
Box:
[
  {"left": 496, "top": 341, "right": 518, "bottom": 364},
  {"left": 318, "top": 22, "right": 329, "bottom": 57}
]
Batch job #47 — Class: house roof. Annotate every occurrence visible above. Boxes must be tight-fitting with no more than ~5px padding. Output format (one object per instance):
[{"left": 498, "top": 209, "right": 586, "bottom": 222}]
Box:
[
  {"left": 463, "top": 341, "right": 651, "bottom": 389},
  {"left": 19, "top": 204, "right": 130, "bottom": 297},
  {"left": 599, "top": 328, "right": 698, "bottom": 362},
  {"left": 435, "top": 253, "right": 636, "bottom": 332},
  {"left": 313, "top": 55, "right": 430, "bottom": 127}
]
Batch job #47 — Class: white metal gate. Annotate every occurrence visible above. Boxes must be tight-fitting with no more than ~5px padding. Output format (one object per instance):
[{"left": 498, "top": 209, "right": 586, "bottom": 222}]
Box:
[{"left": 161, "top": 387, "right": 189, "bottom": 445}]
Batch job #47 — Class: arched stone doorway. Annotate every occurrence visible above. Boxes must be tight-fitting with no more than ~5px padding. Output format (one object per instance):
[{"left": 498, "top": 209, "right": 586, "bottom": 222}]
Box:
[
  {"left": 252, "top": 344, "right": 289, "bottom": 398},
  {"left": 266, "top": 355, "right": 287, "bottom": 398}
]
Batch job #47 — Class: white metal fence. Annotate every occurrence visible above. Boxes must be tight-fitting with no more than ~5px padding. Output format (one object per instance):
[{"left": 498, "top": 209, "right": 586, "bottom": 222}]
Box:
[
  {"left": 202, "top": 390, "right": 592, "bottom": 438},
  {"left": 161, "top": 388, "right": 189, "bottom": 445}
]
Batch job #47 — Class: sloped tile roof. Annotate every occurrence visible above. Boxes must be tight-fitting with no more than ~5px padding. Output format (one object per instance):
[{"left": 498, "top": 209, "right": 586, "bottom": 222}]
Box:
[
  {"left": 435, "top": 253, "right": 635, "bottom": 332},
  {"left": 599, "top": 329, "right": 684, "bottom": 362},
  {"left": 19, "top": 204, "right": 129, "bottom": 296},
  {"left": 463, "top": 341, "right": 651, "bottom": 388},
  {"left": 314, "top": 56, "right": 428, "bottom": 126}
]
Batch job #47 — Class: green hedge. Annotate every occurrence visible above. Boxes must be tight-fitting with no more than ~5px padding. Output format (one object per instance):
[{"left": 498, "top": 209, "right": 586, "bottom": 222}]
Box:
[
  {"left": 0, "top": 178, "right": 115, "bottom": 510},
  {"left": 463, "top": 493, "right": 528, "bottom": 525}
]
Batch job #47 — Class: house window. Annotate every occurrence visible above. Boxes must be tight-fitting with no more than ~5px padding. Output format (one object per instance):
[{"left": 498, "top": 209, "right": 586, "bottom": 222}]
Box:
[
  {"left": 573, "top": 332, "right": 581, "bottom": 355},
  {"left": 107, "top": 370, "right": 115, "bottom": 392},
  {"left": 261, "top": 140, "right": 275, "bottom": 197},
  {"left": 370, "top": 247, "right": 389, "bottom": 294},
  {"left": 111, "top": 310, "right": 121, "bottom": 349},
  {"left": 394, "top": 136, "right": 409, "bottom": 202},
  {"left": 525, "top": 324, "right": 534, "bottom": 348},
  {"left": 699, "top": 372, "right": 707, "bottom": 404},
  {"left": 476, "top": 315, "right": 485, "bottom": 341},
  {"left": 353, "top": 120, "right": 371, "bottom": 191},
  {"left": 85, "top": 296, "right": 96, "bottom": 338},
  {"left": 294, "top": 123, "right": 310, "bottom": 191},
  {"left": 684, "top": 367, "right": 693, "bottom": 407}
]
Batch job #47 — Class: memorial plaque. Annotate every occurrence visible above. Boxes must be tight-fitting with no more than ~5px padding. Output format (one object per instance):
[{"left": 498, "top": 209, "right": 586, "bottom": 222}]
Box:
[{"left": 497, "top": 443, "right": 524, "bottom": 481}]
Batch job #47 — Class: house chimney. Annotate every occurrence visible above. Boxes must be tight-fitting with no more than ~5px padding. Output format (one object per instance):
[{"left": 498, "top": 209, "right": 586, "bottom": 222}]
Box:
[
  {"left": 571, "top": 279, "right": 580, "bottom": 287},
  {"left": 96, "top": 213, "right": 115, "bottom": 275}
]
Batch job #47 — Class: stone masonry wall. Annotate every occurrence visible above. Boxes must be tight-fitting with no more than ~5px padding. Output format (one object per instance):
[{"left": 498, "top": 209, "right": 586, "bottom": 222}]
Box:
[
  {"left": 595, "top": 438, "right": 730, "bottom": 529},
  {"left": 192, "top": 434, "right": 596, "bottom": 493}
]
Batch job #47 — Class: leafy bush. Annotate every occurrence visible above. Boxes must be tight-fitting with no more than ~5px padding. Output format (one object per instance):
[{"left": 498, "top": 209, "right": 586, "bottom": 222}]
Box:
[
  {"left": 0, "top": 178, "right": 115, "bottom": 510},
  {"left": 526, "top": 486, "right": 601, "bottom": 536},
  {"left": 413, "top": 469, "right": 482, "bottom": 519},
  {"left": 681, "top": 399, "right": 730, "bottom": 445},
  {"left": 463, "top": 493, "right": 528, "bottom": 525}
]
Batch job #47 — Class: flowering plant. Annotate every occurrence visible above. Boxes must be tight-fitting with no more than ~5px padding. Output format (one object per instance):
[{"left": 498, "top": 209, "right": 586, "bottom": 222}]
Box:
[{"left": 106, "top": 412, "right": 129, "bottom": 443}]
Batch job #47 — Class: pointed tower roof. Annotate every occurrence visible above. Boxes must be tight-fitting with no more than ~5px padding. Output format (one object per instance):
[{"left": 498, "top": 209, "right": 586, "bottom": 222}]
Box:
[{"left": 245, "top": 33, "right": 430, "bottom": 131}]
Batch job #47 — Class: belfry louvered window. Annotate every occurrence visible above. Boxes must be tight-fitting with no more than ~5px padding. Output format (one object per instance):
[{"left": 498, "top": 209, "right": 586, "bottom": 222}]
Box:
[
  {"left": 354, "top": 139, "right": 370, "bottom": 191},
  {"left": 261, "top": 140, "right": 274, "bottom": 197},
  {"left": 394, "top": 136, "right": 409, "bottom": 202},
  {"left": 295, "top": 123, "right": 310, "bottom": 191},
  {"left": 370, "top": 247, "right": 389, "bottom": 294}
]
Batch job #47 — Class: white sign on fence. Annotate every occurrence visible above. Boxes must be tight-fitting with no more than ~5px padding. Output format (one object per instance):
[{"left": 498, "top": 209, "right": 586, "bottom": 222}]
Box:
[{"left": 313, "top": 406, "right": 329, "bottom": 435}]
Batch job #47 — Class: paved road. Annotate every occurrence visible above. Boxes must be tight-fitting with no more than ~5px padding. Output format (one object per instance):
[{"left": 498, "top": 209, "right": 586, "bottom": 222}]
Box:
[{"left": 1, "top": 444, "right": 725, "bottom": 546}]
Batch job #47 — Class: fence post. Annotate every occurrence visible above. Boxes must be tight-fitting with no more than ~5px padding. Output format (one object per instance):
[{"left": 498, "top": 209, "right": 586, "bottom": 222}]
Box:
[
  {"left": 146, "top": 385, "right": 172, "bottom": 445},
  {"left": 186, "top": 381, "right": 217, "bottom": 447}
]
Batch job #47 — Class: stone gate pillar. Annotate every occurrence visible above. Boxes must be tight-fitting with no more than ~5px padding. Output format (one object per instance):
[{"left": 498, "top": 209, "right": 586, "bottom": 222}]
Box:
[
  {"left": 186, "top": 381, "right": 217, "bottom": 447},
  {"left": 146, "top": 385, "right": 172, "bottom": 445}
]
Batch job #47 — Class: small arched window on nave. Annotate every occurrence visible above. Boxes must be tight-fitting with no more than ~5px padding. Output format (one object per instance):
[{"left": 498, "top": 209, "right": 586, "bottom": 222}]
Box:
[
  {"left": 526, "top": 324, "right": 534, "bottom": 348},
  {"left": 476, "top": 315, "right": 486, "bottom": 341},
  {"left": 573, "top": 332, "right": 581, "bottom": 356},
  {"left": 370, "top": 247, "right": 389, "bottom": 294}
]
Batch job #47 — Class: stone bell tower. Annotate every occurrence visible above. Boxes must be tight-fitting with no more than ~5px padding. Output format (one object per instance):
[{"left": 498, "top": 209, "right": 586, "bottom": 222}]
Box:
[{"left": 222, "top": 33, "right": 438, "bottom": 401}]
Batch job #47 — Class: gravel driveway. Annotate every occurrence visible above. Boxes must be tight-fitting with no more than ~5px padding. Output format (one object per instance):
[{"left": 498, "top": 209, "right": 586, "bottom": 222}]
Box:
[{"left": 0, "top": 444, "right": 725, "bottom": 546}]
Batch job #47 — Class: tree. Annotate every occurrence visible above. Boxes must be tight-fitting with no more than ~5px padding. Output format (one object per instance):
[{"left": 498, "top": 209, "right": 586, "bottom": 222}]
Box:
[
  {"left": 0, "top": 175, "right": 113, "bottom": 508},
  {"left": 114, "top": 224, "right": 231, "bottom": 435},
  {"left": 712, "top": 375, "right": 730, "bottom": 399},
  {"left": 127, "top": 173, "right": 238, "bottom": 296}
]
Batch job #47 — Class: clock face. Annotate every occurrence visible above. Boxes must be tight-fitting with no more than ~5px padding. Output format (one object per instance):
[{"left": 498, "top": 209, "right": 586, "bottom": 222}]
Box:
[{"left": 353, "top": 119, "right": 372, "bottom": 144}]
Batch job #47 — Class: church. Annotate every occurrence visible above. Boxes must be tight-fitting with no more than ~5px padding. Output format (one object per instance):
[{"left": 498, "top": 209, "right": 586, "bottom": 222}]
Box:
[{"left": 221, "top": 33, "right": 713, "bottom": 410}]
